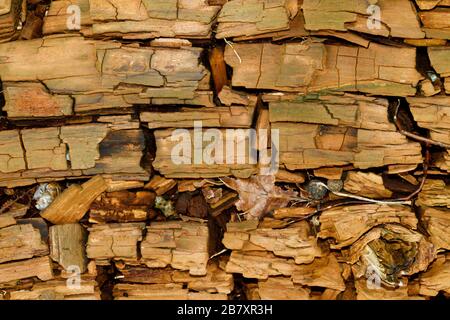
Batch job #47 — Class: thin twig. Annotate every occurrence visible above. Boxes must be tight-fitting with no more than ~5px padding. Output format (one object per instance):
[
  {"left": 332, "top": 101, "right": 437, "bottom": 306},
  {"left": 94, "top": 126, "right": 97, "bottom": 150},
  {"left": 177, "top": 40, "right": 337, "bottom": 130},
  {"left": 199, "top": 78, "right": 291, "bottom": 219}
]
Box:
[
  {"left": 393, "top": 99, "right": 450, "bottom": 149},
  {"left": 209, "top": 249, "right": 229, "bottom": 260},
  {"left": 224, "top": 37, "right": 242, "bottom": 64}
]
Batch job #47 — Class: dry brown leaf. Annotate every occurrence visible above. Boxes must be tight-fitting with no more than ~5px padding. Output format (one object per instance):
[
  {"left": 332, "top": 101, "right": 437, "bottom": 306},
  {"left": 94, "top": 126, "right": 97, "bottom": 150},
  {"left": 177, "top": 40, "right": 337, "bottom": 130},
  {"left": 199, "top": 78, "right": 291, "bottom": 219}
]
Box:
[{"left": 221, "top": 175, "right": 298, "bottom": 220}]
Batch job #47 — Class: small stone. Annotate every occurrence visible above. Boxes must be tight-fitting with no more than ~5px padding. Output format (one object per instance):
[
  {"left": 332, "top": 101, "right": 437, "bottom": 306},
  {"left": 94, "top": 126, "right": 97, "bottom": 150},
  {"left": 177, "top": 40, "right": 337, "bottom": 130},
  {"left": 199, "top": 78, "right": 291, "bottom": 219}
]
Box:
[
  {"left": 327, "top": 179, "right": 343, "bottom": 192},
  {"left": 306, "top": 180, "right": 328, "bottom": 200}
]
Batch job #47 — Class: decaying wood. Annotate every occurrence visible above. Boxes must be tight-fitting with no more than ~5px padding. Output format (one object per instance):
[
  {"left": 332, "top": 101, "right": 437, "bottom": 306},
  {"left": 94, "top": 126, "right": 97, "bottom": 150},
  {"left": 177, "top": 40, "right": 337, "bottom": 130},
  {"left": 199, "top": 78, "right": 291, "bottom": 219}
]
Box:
[
  {"left": 344, "top": 172, "right": 392, "bottom": 199},
  {"left": 225, "top": 250, "right": 345, "bottom": 292},
  {"left": 225, "top": 42, "right": 422, "bottom": 96},
  {"left": 302, "top": 0, "right": 424, "bottom": 39},
  {"left": 417, "top": 179, "right": 450, "bottom": 207},
  {"left": 419, "top": 254, "right": 450, "bottom": 296},
  {"left": 420, "top": 207, "right": 450, "bottom": 251},
  {"left": 318, "top": 204, "right": 418, "bottom": 249},
  {"left": 141, "top": 221, "right": 211, "bottom": 276},
  {"left": 43, "top": 0, "right": 221, "bottom": 40},
  {"left": 41, "top": 175, "right": 108, "bottom": 224},
  {"left": 428, "top": 47, "right": 450, "bottom": 93},
  {"left": 89, "top": 190, "right": 156, "bottom": 223},
  {"left": 113, "top": 283, "right": 227, "bottom": 300},
  {"left": 245, "top": 277, "right": 311, "bottom": 300},
  {"left": 86, "top": 222, "right": 145, "bottom": 265},
  {"left": 141, "top": 105, "right": 256, "bottom": 129},
  {"left": 153, "top": 129, "right": 257, "bottom": 178},
  {"left": 265, "top": 92, "right": 423, "bottom": 171},
  {"left": 0, "top": 0, "right": 23, "bottom": 42},
  {"left": 222, "top": 220, "right": 322, "bottom": 264},
  {"left": 408, "top": 96, "right": 450, "bottom": 144},
  {"left": 49, "top": 224, "right": 88, "bottom": 272},
  {"left": 0, "top": 256, "right": 54, "bottom": 284},
  {"left": 118, "top": 262, "right": 233, "bottom": 295},
  {"left": 0, "top": 223, "right": 48, "bottom": 263},
  {"left": 0, "top": 125, "right": 148, "bottom": 188},
  {"left": 0, "top": 36, "right": 213, "bottom": 119},
  {"left": 9, "top": 278, "right": 101, "bottom": 300}
]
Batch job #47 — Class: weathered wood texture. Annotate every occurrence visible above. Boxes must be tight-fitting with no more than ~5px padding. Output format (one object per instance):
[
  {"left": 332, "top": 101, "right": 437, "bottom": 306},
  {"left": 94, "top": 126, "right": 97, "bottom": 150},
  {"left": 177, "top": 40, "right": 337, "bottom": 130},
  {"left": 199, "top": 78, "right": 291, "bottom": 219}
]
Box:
[
  {"left": 43, "top": 0, "right": 221, "bottom": 40},
  {"left": 119, "top": 263, "right": 232, "bottom": 290},
  {"left": 0, "top": 0, "right": 22, "bottom": 42},
  {"left": 141, "top": 221, "right": 211, "bottom": 276},
  {"left": 222, "top": 220, "right": 322, "bottom": 264},
  {"left": 0, "top": 223, "right": 48, "bottom": 264},
  {"left": 153, "top": 129, "right": 258, "bottom": 178},
  {"left": 0, "top": 124, "right": 148, "bottom": 188},
  {"left": 0, "top": 36, "right": 213, "bottom": 120},
  {"left": 86, "top": 222, "right": 145, "bottom": 265},
  {"left": 225, "top": 42, "right": 422, "bottom": 96},
  {"left": 267, "top": 93, "right": 423, "bottom": 170},
  {"left": 49, "top": 223, "right": 88, "bottom": 272}
]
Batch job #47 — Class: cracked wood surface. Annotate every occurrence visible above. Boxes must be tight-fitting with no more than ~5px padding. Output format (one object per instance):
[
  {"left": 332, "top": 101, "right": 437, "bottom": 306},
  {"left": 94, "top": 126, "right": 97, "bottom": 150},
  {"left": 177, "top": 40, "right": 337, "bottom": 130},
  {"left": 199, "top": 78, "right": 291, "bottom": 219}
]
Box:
[
  {"left": 0, "top": 124, "right": 148, "bottom": 188},
  {"left": 141, "top": 221, "right": 211, "bottom": 276},
  {"left": 222, "top": 220, "right": 322, "bottom": 264},
  {"left": 225, "top": 42, "right": 422, "bottom": 96},
  {"left": 269, "top": 94, "right": 423, "bottom": 170},
  {"left": 43, "top": 0, "right": 220, "bottom": 40},
  {"left": 0, "top": 36, "right": 213, "bottom": 119}
]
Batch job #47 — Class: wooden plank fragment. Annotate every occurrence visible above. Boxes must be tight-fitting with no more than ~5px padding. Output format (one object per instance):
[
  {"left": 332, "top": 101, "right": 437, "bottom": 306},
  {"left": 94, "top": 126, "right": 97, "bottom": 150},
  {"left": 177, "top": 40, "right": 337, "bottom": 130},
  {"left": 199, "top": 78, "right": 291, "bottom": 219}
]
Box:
[
  {"left": 40, "top": 175, "right": 108, "bottom": 224},
  {"left": 225, "top": 42, "right": 422, "bottom": 96},
  {"left": 0, "top": 256, "right": 54, "bottom": 284},
  {"left": 49, "top": 224, "right": 88, "bottom": 272},
  {"left": 0, "top": 223, "right": 49, "bottom": 264},
  {"left": 141, "top": 221, "right": 211, "bottom": 276}
]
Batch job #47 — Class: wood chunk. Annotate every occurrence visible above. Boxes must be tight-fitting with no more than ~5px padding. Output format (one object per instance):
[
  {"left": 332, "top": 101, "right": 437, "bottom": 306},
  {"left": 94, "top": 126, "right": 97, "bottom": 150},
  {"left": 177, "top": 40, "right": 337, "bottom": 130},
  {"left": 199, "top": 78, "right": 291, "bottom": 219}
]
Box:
[
  {"left": 113, "top": 283, "right": 227, "bottom": 300},
  {"left": 86, "top": 223, "right": 145, "bottom": 265},
  {"left": 209, "top": 46, "right": 228, "bottom": 94},
  {"left": 265, "top": 92, "right": 422, "bottom": 170},
  {"left": 119, "top": 262, "right": 234, "bottom": 295},
  {"left": 291, "top": 255, "right": 346, "bottom": 292},
  {"left": 225, "top": 250, "right": 345, "bottom": 291},
  {"left": 141, "top": 105, "right": 256, "bottom": 129},
  {"left": 344, "top": 172, "right": 392, "bottom": 199},
  {"left": 41, "top": 175, "right": 108, "bottom": 224},
  {"left": 274, "top": 170, "right": 305, "bottom": 184},
  {"left": 0, "top": 125, "right": 148, "bottom": 188},
  {"left": 49, "top": 224, "right": 88, "bottom": 273},
  {"left": 318, "top": 204, "right": 418, "bottom": 249},
  {"left": 0, "top": 36, "right": 213, "bottom": 119},
  {"left": 141, "top": 221, "right": 210, "bottom": 276},
  {"left": 417, "top": 179, "right": 450, "bottom": 207},
  {"left": 216, "top": 0, "right": 294, "bottom": 39},
  {"left": 302, "top": 0, "right": 424, "bottom": 39},
  {"left": 251, "top": 277, "right": 311, "bottom": 300},
  {"left": 0, "top": 256, "right": 54, "bottom": 284},
  {"left": 0, "top": 0, "right": 22, "bottom": 43},
  {"left": 225, "top": 42, "right": 422, "bottom": 96},
  {"left": 275, "top": 122, "right": 422, "bottom": 170},
  {"left": 153, "top": 129, "right": 257, "bottom": 178},
  {"left": 89, "top": 190, "right": 155, "bottom": 223},
  {"left": 144, "top": 175, "right": 177, "bottom": 195},
  {"left": 420, "top": 207, "right": 450, "bottom": 251},
  {"left": 223, "top": 220, "right": 322, "bottom": 264},
  {"left": 0, "top": 214, "right": 16, "bottom": 229},
  {"left": 273, "top": 207, "right": 316, "bottom": 219},
  {"left": 419, "top": 255, "right": 450, "bottom": 296},
  {"left": 9, "top": 278, "right": 101, "bottom": 300},
  {"left": 408, "top": 96, "right": 450, "bottom": 145},
  {"left": 0, "top": 223, "right": 49, "bottom": 263},
  {"left": 218, "top": 86, "right": 251, "bottom": 107},
  {"left": 43, "top": 0, "right": 221, "bottom": 40}
]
